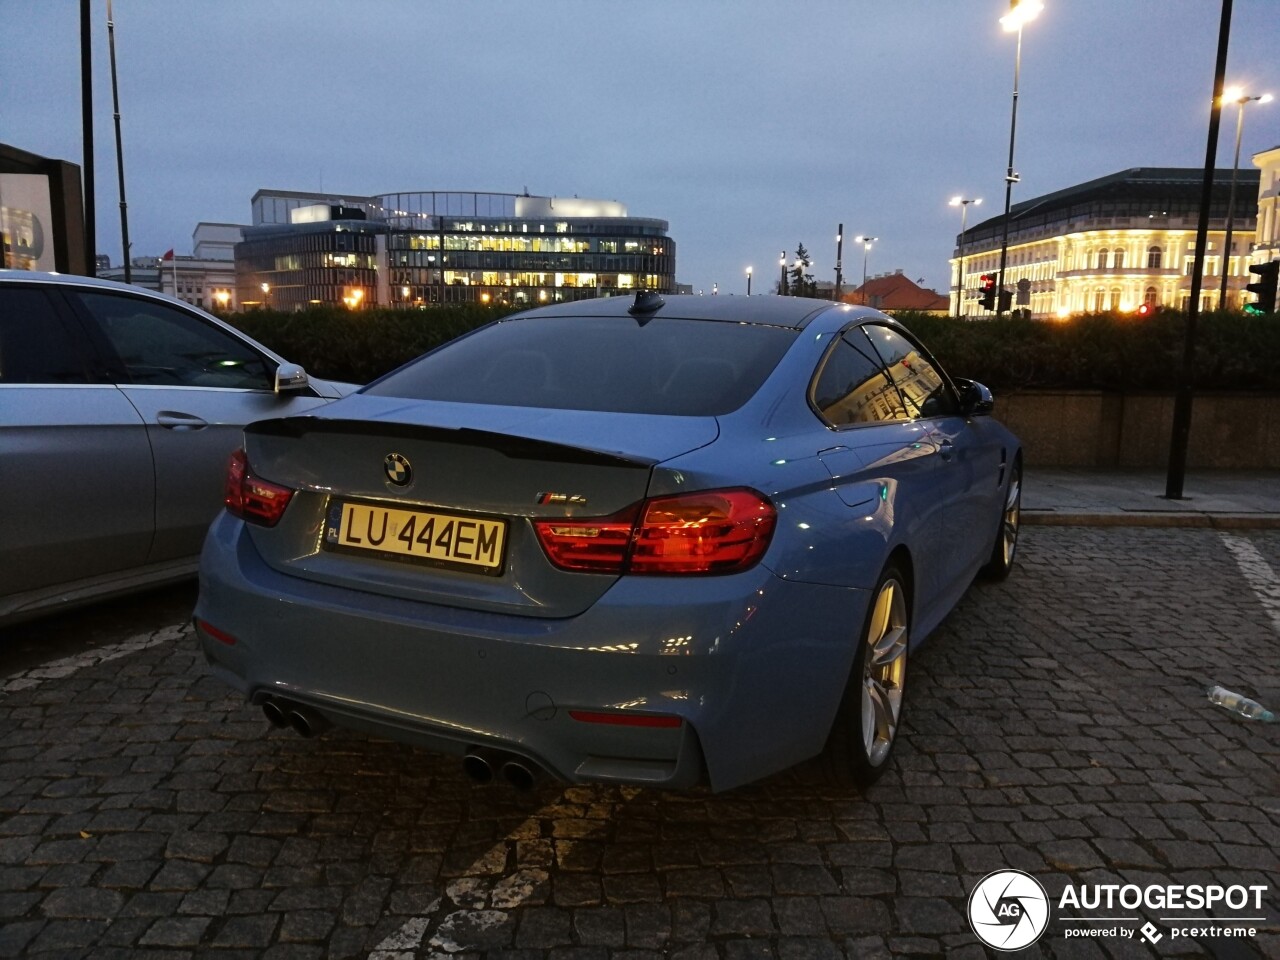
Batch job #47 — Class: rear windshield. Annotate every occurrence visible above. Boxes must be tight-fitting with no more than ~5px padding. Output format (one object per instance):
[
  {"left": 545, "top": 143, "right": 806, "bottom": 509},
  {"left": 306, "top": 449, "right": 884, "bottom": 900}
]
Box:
[{"left": 365, "top": 315, "right": 798, "bottom": 416}]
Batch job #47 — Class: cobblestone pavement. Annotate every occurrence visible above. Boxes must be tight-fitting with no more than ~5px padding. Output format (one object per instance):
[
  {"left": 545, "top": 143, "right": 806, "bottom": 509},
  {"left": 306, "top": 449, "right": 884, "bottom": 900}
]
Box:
[{"left": 1, "top": 528, "right": 1277, "bottom": 959}]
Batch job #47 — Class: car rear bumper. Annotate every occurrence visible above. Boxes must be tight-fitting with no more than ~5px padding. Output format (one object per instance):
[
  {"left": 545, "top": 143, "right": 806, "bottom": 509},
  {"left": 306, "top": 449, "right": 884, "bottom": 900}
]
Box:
[{"left": 195, "top": 512, "right": 869, "bottom": 791}]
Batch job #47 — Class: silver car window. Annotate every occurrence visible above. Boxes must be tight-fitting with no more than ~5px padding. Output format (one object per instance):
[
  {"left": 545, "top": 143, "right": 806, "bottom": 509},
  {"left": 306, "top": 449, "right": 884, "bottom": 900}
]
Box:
[
  {"left": 74, "top": 292, "right": 272, "bottom": 390},
  {"left": 810, "top": 331, "right": 909, "bottom": 426},
  {"left": 861, "top": 324, "right": 959, "bottom": 419},
  {"left": 0, "top": 286, "right": 93, "bottom": 384}
]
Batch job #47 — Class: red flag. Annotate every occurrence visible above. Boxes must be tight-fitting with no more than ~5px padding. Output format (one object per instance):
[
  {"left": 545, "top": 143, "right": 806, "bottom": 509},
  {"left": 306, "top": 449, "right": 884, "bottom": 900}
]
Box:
[{"left": 161, "top": 249, "right": 175, "bottom": 261}]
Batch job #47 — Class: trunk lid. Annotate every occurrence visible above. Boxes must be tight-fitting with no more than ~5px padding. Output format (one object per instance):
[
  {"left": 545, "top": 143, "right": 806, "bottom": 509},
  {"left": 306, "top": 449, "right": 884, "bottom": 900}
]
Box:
[{"left": 241, "top": 395, "right": 719, "bottom": 618}]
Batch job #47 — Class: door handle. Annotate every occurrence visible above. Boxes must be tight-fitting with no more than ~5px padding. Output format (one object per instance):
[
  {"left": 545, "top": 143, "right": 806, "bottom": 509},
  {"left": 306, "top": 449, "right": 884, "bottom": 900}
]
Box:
[
  {"left": 938, "top": 439, "right": 954, "bottom": 462},
  {"left": 156, "top": 412, "right": 209, "bottom": 430}
]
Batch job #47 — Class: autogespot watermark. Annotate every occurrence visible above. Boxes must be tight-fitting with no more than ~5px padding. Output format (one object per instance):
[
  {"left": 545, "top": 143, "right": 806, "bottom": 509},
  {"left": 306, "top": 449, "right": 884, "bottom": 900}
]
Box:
[
  {"left": 967, "top": 872, "right": 1271, "bottom": 950},
  {"left": 967, "top": 870, "right": 1051, "bottom": 951}
]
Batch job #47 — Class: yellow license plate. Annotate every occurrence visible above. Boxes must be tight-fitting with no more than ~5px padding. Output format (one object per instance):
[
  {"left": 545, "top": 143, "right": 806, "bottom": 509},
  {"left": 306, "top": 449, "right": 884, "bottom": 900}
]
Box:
[{"left": 326, "top": 500, "right": 506, "bottom": 573}]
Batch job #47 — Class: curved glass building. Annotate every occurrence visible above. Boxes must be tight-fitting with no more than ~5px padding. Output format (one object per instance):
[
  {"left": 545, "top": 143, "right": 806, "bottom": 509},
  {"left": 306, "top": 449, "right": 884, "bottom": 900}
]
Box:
[{"left": 237, "top": 189, "right": 675, "bottom": 310}]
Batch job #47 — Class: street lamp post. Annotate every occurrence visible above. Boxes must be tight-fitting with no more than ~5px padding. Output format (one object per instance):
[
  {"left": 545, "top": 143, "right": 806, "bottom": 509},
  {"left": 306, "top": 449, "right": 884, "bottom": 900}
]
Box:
[
  {"left": 835, "top": 225, "right": 844, "bottom": 301},
  {"left": 746, "top": 266, "right": 753, "bottom": 296},
  {"left": 996, "top": 0, "right": 1042, "bottom": 320},
  {"left": 855, "top": 236, "right": 877, "bottom": 304},
  {"left": 1219, "top": 87, "right": 1272, "bottom": 308},
  {"left": 950, "top": 196, "right": 982, "bottom": 317},
  {"left": 779, "top": 251, "right": 788, "bottom": 296}
]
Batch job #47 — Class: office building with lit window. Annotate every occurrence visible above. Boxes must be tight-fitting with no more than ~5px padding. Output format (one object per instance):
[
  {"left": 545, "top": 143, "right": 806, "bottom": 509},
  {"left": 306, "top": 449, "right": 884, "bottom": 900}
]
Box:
[
  {"left": 950, "top": 167, "right": 1260, "bottom": 318},
  {"left": 235, "top": 189, "right": 675, "bottom": 310}
]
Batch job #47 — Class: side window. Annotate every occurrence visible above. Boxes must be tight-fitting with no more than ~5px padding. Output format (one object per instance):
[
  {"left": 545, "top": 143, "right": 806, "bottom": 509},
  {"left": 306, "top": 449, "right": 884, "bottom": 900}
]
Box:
[
  {"left": 861, "top": 324, "right": 959, "bottom": 419},
  {"left": 810, "top": 331, "right": 909, "bottom": 427},
  {"left": 0, "top": 286, "right": 93, "bottom": 384},
  {"left": 74, "top": 292, "right": 272, "bottom": 389}
]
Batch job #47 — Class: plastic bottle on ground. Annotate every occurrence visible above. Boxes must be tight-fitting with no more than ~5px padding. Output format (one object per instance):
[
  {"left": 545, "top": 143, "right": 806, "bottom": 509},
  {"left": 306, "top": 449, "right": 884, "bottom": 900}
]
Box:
[{"left": 1206, "top": 685, "right": 1277, "bottom": 723}]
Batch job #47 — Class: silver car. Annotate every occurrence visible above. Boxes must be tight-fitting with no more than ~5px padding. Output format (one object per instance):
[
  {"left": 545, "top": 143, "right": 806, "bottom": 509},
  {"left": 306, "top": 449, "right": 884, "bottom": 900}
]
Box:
[{"left": 0, "top": 271, "right": 353, "bottom": 625}]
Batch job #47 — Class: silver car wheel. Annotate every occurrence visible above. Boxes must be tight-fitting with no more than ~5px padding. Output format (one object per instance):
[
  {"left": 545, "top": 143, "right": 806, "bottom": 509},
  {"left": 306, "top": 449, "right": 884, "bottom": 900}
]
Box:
[
  {"left": 1001, "top": 473, "right": 1022, "bottom": 568},
  {"left": 860, "top": 577, "right": 908, "bottom": 767}
]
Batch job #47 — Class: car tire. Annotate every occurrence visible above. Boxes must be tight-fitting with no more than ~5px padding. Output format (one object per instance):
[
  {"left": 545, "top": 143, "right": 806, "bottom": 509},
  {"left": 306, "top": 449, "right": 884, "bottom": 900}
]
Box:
[
  {"left": 824, "top": 563, "right": 910, "bottom": 788},
  {"left": 980, "top": 461, "right": 1022, "bottom": 582}
]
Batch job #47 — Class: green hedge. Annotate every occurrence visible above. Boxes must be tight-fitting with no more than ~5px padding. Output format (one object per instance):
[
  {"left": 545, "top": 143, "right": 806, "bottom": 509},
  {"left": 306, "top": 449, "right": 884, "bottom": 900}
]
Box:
[
  {"left": 894, "top": 309, "right": 1280, "bottom": 392},
  {"left": 225, "top": 304, "right": 520, "bottom": 384},
  {"left": 222, "top": 304, "right": 1280, "bottom": 392}
]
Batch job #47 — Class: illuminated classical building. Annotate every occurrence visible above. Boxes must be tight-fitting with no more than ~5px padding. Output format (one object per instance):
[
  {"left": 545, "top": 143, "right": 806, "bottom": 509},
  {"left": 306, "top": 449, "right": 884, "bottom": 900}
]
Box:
[
  {"left": 235, "top": 189, "right": 675, "bottom": 310},
  {"left": 950, "top": 167, "right": 1260, "bottom": 318},
  {"left": 1252, "top": 145, "right": 1280, "bottom": 266}
]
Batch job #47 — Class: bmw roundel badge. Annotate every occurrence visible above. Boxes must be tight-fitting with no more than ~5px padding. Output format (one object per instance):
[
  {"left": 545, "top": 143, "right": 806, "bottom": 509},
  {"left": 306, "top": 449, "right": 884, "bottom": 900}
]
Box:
[{"left": 384, "top": 453, "right": 413, "bottom": 486}]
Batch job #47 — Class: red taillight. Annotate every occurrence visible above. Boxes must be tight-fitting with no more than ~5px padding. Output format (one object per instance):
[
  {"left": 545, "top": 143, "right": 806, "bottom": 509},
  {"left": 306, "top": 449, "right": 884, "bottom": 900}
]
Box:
[
  {"left": 224, "top": 449, "right": 294, "bottom": 527},
  {"left": 534, "top": 487, "right": 775, "bottom": 576},
  {"left": 532, "top": 504, "right": 639, "bottom": 572}
]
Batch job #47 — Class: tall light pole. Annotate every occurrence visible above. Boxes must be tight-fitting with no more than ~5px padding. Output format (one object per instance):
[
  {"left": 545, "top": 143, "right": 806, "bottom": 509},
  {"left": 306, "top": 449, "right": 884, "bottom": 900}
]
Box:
[
  {"left": 779, "top": 251, "right": 788, "bottom": 296},
  {"left": 1218, "top": 87, "right": 1272, "bottom": 308},
  {"left": 950, "top": 197, "right": 982, "bottom": 317},
  {"left": 835, "top": 225, "right": 844, "bottom": 301},
  {"left": 745, "top": 266, "right": 752, "bottom": 296},
  {"left": 855, "top": 236, "right": 877, "bottom": 304},
  {"left": 107, "top": 0, "right": 131, "bottom": 284},
  {"left": 80, "top": 0, "right": 96, "bottom": 273},
  {"left": 995, "top": 0, "right": 1042, "bottom": 320},
  {"left": 1166, "top": 0, "right": 1233, "bottom": 501}
]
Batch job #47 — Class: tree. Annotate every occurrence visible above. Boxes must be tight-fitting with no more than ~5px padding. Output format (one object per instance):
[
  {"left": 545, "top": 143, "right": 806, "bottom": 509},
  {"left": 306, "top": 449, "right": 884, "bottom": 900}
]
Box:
[{"left": 788, "top": 243, "right": 816, "bottom": 297}]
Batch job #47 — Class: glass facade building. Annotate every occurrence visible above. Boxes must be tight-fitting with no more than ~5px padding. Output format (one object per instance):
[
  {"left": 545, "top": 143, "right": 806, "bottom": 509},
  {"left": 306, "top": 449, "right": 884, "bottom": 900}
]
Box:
[
  {"left": 235, "top": 218, "right": 383, "bottom": 313},
  {"left": 235, "top": 190, "right": 675, "bottom": 310}
]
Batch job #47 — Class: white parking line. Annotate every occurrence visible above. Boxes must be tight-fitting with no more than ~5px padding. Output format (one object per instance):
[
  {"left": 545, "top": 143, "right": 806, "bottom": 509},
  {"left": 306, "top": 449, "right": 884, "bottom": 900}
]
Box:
[
  {"left": 0, "top": 623, "right": 188, "bottom": 694},
  {"left": 1220, "top": 533, "right": 1280, "bottom": 634},
  {"left": 367, "top": 815, "right": 545, "bottom": 959}
]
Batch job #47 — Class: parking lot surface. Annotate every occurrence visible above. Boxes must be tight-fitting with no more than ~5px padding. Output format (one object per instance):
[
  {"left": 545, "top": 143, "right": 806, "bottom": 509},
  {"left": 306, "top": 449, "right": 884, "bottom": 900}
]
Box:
[{"left": 1, "top": 527, "right": 1277, "bottom": 959}]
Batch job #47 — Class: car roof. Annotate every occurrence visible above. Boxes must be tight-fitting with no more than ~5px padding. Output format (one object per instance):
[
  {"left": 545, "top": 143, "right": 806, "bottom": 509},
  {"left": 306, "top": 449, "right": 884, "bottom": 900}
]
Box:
[
  {"left": 508, "top": 293, "right": 865, "bottom": 329},
  {"left": 0, "top": 269, "right": 153, "bottom": 296}
]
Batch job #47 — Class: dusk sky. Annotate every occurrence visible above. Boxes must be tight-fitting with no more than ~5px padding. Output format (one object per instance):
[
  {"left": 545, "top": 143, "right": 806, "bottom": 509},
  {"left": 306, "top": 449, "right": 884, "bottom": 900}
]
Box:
[{"left": 5, "top": 1, "right": 1278, "bottom": 295}]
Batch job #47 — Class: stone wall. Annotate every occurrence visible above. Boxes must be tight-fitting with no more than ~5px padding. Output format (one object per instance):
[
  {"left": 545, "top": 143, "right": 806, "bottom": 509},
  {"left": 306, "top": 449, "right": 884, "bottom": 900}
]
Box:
[{"left": 994, "top": 390, "right": 1280, "bottom": 469}]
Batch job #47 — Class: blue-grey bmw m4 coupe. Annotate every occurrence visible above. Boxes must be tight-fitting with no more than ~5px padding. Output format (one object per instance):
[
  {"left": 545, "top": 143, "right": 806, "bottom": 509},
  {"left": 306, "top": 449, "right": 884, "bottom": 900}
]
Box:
[{"left": 195, "top": 293, "right": 1021, "bottom": 792}]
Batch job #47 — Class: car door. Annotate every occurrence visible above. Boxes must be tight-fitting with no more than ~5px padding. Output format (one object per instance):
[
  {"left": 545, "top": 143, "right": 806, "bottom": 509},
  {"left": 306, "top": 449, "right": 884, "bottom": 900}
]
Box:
[
  {"left": 0, "top": 283, "right": 154, "bottom": 603},
  {"left": 863, "top": 323, "right": 1003, "bottom": 595},
  {"left": 66, "top": 289, "right": 335, "bottom": 564},
  {"left": 809, "top": 326, "right": 948, "bottom": 612}
]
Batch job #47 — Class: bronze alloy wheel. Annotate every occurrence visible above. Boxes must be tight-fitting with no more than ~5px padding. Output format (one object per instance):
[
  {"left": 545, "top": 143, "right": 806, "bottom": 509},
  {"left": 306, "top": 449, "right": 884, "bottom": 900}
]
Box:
[
  {"left": 824, "top": 563, "right": 911, "bottom": 787},
  {"left": 860, "top": 575, "right": 909, "bottom": 768},
  {"left": 981, "top": 463, "right": 1022, "bottom": 581}
]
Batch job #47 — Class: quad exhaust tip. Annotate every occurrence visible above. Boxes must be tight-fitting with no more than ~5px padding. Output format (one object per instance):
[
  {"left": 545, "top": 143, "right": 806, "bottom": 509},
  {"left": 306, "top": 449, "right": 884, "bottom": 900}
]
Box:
[
  {"left": 261, "top": 697, "right": 330, "bottom": 738},
  {"left": 463, "top": 748, "right": 540, "bottom": 789}
]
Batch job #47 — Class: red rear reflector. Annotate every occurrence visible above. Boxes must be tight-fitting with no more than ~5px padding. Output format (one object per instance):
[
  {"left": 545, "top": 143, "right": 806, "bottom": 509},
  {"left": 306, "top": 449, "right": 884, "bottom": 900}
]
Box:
[
  {"left": 569, "top": 710, "right": 682, "bottom": 728},
  {"left": 534, "top": 487, "right": 775, "bottom": 576},
  {"left": 224, "top": 449, "right": 294, "bottom": 527},
  {"left": 197, "top": 619, "right": 237, "bottom": 646}
]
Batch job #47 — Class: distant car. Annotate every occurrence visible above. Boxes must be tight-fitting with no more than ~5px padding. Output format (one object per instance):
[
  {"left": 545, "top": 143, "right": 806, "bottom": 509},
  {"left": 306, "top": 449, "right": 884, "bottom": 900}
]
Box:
[
  {"left": 0, "top": 271, "right": 354, "bottom": 625},
  {"left": 195, "top": 293, "right": 1021, "bottom": 791}
]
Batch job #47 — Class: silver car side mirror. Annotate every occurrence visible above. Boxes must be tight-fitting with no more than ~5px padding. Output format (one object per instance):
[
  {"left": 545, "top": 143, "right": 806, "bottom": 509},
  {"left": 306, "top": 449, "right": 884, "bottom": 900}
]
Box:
[{"left": 274, "top": 362, "right": 310, "bottom": 394}]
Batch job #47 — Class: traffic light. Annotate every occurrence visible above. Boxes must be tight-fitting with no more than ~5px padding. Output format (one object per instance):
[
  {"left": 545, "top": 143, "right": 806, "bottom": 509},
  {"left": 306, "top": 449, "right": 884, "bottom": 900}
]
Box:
[
  {"left": 1245, "top": 260, "right": 1278, "bottom": 315},
  {"left": 998, "top": 288, "right": 1012, "bottom": 313},
  {"left": 1136, "top": 302, "right": 1153, "bottom": 317},
  {"left": 978, "top": 274, "right": 996, "bottom": 311}
]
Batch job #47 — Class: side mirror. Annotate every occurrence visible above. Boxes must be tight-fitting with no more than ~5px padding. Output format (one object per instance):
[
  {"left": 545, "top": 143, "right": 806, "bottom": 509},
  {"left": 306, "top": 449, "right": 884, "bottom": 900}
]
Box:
[
  {"left": 274, "top": 362, "right": 310, "bottom": 394},
  {"left": 956, "top": 378, "right": 995, "bottom": 416}
]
